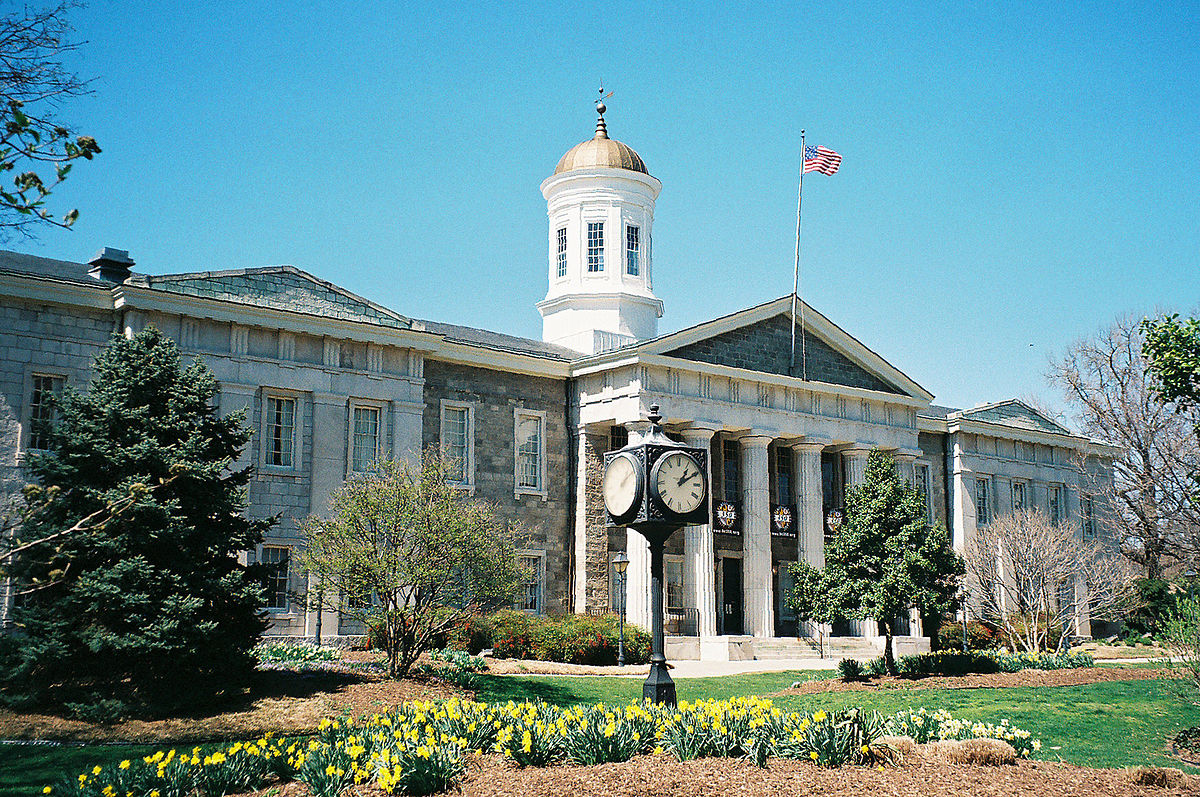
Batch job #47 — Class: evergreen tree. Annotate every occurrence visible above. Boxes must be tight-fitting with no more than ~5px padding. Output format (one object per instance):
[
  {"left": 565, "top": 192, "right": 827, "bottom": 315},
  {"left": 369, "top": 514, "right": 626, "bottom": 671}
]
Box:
[
  {"left": 787, "top": 450, "right": 963, "bottom": 674},
  {"left": 0, "top": 327, "right": 270, "bottom": 717}
]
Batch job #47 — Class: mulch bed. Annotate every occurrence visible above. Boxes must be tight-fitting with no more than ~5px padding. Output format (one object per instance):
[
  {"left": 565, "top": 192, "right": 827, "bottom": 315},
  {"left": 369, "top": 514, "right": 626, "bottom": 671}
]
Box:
[
  {"left": 239, "top": 755, "right": 1198, "bottom": 796},
  {"left": 773, "top": 667, "right": 1173, "bottom": 695},
  {"left": 0, "top": 671, "right": 461, "bottom": 744}
]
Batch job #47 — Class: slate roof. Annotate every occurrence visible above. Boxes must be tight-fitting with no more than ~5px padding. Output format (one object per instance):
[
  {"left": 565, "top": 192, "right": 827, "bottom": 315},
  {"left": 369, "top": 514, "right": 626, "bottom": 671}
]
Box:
[
  {"left": 0, "top": 249, "right": 111, "bottom": 288},
  {"left": 131, "top": 266, "right": 413, "bottom": 330},
  {"left": 416, "top": 318, "right": 577, "bottom": 361}
]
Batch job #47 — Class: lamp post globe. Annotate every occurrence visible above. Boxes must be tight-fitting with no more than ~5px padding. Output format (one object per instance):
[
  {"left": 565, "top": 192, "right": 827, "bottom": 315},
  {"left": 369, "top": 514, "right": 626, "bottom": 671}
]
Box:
[{"left": 613, "top": 551, "right": 630, "bottom": 666}]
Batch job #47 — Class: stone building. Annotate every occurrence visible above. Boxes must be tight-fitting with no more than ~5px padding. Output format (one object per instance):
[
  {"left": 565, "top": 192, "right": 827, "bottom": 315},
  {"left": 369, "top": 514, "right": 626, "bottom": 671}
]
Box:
[{"left": 0, "top": 102, "right": 1118, "bottom": 658}]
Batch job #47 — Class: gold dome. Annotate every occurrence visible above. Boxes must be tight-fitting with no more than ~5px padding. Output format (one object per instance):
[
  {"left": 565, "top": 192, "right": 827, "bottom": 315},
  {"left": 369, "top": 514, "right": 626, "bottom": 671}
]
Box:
[{"left": 553, "top": 108, "right": 648, "bottom": 175}]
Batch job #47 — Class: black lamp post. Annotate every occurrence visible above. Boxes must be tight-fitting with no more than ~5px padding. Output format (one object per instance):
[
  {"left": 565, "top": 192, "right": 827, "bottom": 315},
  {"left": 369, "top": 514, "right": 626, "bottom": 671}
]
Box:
[
  {"left": 602, "top": 405, "right": 709, "bottom": 707},
  {"left": 613, "top": 550, "right": 629, "bottom": 666}
]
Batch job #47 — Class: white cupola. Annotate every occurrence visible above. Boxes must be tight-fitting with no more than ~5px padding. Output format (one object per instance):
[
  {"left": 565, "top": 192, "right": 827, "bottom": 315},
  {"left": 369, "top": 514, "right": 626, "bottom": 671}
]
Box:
[{"left": 538, "top": 97, "right": 663, "bottom": 355}]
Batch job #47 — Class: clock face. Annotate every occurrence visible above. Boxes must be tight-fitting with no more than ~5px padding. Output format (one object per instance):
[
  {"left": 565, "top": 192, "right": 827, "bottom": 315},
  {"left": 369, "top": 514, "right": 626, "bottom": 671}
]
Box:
[
  {"left": 603, "top": 453, "right": 641, "bottom": 519},
  {"left": 652, "top": 451, "right": 706, "bottom": 515}
]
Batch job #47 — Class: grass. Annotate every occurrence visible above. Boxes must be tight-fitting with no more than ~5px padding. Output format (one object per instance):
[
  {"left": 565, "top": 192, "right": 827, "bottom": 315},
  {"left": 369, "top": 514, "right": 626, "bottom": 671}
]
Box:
[{"left": 2, "top": 670, "right": 1195, "bottom": 797}]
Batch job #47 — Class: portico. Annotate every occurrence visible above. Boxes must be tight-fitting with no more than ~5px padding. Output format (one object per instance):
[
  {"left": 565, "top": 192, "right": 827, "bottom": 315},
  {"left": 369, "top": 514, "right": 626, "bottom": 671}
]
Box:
[{"left": 567, "top": 296, "right": 938, "bottom": 659}]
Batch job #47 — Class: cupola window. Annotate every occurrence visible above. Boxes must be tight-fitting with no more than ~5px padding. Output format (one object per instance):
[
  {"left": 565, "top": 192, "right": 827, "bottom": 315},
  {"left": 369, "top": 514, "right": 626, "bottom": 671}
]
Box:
[
  {"left": 556, "top": 227, "right": 568, "bottom": 277},
  {"left": 587, "top": 222, "right": 605, "bottom": 272},
  {"left": 626, "top": 225, "right": 640, "bottom": 275}
]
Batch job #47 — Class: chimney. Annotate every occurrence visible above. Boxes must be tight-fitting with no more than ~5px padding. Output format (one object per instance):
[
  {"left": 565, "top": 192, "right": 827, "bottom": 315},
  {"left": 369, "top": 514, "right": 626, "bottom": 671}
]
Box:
[{"left": 88, "top": 247, "right": 134, "bottom": 283}]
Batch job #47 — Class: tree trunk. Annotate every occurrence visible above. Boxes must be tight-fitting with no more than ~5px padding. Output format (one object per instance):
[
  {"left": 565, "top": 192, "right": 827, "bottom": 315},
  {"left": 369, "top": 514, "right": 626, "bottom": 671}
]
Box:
[{"left": 882, "top": 621, "right": 897, "bottom": 675}]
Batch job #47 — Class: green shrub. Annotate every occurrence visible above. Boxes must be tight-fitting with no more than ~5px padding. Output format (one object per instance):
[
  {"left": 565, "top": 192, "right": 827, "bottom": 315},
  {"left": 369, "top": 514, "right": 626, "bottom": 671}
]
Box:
[
  {"left": 444, "top": 614, "right": 493, "bottom": 654},
  {"left": 1124, "top": 578, "right": 1177, "bottom": 637},
  {"left": 489, "top": 611, "right": 651, "bottom": 665},
  {"left": 837, "top": 658, "right": 863, "bottom": 681},
  {"left": 418, "top": 648, "right": 489, "bottom": 688},
  {"left": 936, "top": 619, "right": 999, "bottom": 651},
  {"left": 896, "top": 651, "right": 1001, "bottom": 677},
  {"left": 863, "top": 656, "right": 886, "bottom": 677}
]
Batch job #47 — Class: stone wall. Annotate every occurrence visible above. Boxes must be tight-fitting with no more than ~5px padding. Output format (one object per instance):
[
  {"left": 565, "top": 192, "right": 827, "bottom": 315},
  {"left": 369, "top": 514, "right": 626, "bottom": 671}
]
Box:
[
  {"left": 665, "top": 313, "right": 903, "bottom": 395},
  {"left": 422, "top": 360, "right": 572, "bottom": 615},
  {"left": 918, "top": 431, "right": 949, "bottom": 526}
]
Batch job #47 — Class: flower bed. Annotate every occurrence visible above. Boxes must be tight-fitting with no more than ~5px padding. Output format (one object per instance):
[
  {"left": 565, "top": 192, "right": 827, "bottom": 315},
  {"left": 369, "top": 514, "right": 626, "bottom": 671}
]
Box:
[{"left": 51, "top": 698, "right": 1040, "bottom": 797}]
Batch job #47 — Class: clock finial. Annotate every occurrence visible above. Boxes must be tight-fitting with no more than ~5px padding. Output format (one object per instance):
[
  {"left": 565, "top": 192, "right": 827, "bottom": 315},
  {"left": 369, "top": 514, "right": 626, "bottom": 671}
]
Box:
[
  {"left": 648, "top": 403, "right": 662, "bottom": 427},
  {"left": 594, "top": 82, "right": 613, "bottom": 139}
]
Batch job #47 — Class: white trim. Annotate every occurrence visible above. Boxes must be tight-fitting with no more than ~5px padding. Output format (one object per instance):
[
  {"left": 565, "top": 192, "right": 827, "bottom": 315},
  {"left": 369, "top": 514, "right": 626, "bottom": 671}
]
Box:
[
  {"left": 439, "top": 399, "right": 476, "bottom": 493},
  {"left": 259, "top": 543, "right": 295, "bottom": 615},
  {"left": 513, "top": 407, "right": 548, "bottom": 500},
  {"left": 347, "top": 399, "right": 385, "bottom": 474},
  {"left": 259, "top": 389, "right": 303, "bottom": 474},
  {"left": 515, "top": 549, "right": 545, "bottom": 615},
  {"left": 19, "top": 369, "right": 68, "bottom": 456}
]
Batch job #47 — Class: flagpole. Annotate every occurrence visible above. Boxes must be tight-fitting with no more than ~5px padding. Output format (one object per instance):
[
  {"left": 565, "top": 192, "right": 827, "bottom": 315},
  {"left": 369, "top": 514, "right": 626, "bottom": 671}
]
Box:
[{"left": 790, "top": 131, "right": 805, "bottom": 379}]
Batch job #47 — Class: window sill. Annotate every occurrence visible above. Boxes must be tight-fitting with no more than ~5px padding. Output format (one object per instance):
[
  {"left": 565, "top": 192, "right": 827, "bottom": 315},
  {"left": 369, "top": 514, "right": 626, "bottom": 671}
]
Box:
[
  {"left": 515, "top": 488, "right": 548, "bottom": 502},
  {"left": 260, "top": 465, "right": 301, "bottom": 477},
  {"left": 449, "top": 482, "right": 476, "bottom": 496}
]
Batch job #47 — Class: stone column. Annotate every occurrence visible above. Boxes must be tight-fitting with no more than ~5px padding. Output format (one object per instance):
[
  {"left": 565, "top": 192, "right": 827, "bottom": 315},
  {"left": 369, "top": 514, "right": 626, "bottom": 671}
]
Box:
[
  {"left": 391, "top": 399, "right": 423, "bottom": 468},
  {"left": 625, "top": 528, "right": 652, "bottom": 632},
  {"left": 894, "top": 452, "right": 918, "bottom": 486},
  {"left": 572, "top": 427, "right": 611, "bottom": 614},
  {"left": 680, "top": 426, "right": 718, "bottom": 638},
  {"left": 306, "top": 392, "right": 346, "bottom": 640},
  {"left": 842, "top": 447, "right": 873, "bottom": 639},
  {"left": 791, "top": 441, "right": 826, "bottom": 638},
  {"left": 791, "top": 442, "right": 826, "bottom": 568},
  {"left": 218, "top": 383, "right": 257, "bottom": 473},
  {"left": 741, "top": 434, "right": 774, "bottom": 638},
  {"left": 844, "top": 448, "right": 871, "bottom": 488}
]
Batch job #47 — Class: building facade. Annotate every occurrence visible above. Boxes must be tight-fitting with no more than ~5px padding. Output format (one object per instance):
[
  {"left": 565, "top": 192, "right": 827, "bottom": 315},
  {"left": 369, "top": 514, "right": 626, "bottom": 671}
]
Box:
[{"left": 0, "top": 103, "right": 1118, "bottom": 658}]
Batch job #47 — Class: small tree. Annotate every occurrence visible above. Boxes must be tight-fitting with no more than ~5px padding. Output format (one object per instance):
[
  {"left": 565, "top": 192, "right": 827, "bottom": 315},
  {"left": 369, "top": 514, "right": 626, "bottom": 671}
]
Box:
[
  {"left": 0, "top": 328, "right": 270, "bottom": 717},
  {"left": 787, "top": 450, "right": 963, "bottom": 674},
  {"left": 301, "top": 452, "right": 525, "bottom": 678},
  {"left": 965, "top": 508, "right": 1138, "bottom": 652}
]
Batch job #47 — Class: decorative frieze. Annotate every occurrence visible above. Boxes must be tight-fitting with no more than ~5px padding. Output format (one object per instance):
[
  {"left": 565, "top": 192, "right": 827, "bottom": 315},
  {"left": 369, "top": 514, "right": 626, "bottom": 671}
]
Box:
[
  {"left": 277, "top": 331, "right": 296, "bottom": 361},
  {"left": 323, "top": 337, "right": 340, "bottom": 368},
  {"left": 367, "top": 343, "right": 383, "bottom": 373},
  {"left": 180, "top": 317, "right": 200, "bottom": 350}
]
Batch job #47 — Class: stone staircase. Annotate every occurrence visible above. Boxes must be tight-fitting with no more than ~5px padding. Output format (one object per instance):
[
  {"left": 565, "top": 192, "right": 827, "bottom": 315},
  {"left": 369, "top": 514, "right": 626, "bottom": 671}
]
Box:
[{"left": 751, "top": 636, "right": 881, "bottom": 660}]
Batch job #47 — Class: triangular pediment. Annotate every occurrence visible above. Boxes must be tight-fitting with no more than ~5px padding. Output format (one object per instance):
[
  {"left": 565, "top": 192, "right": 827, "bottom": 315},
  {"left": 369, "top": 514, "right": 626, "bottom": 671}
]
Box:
[
  {"left": 958, "top": 400, "right": 1071, "bottom": 435},
  {"left": 641, "top": 296, "right": 932, "bottom": 400},
  {"left": 138, "top": 267, "right": 411, "bottom": 329}
]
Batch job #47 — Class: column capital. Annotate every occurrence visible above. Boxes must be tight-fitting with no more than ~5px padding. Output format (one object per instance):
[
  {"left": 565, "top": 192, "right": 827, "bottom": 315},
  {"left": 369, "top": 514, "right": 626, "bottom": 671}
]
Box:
[
  {"left": 739, "top": 432, "right": 774, "bottom": 449},
  {"left": 842, "top": 446, "right": 874, "bottom": 460},
  {"left": 679, "top": 424, "right": 719, "bottom": 445},
  {"left": 788, "top": 438, "right": 831, "bottom": 453}
]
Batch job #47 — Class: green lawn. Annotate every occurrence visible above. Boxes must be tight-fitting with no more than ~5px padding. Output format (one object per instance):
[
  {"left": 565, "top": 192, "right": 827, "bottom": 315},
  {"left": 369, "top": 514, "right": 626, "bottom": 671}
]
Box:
[{"left": 2, "top": 671, "right": 1195, "bottom": 797}]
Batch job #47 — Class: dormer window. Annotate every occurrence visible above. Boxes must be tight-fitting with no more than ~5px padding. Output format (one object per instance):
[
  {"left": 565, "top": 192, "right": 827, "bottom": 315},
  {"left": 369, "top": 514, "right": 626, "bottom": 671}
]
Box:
[
  {"left": 626, "top": 225, "right": 640, "bottom": 275},
  {"left": 587, "top": 222, "right": 605, "bottom": 272},
  {"left": 556, "top": 227, "right": 567, "bottom": 277}
]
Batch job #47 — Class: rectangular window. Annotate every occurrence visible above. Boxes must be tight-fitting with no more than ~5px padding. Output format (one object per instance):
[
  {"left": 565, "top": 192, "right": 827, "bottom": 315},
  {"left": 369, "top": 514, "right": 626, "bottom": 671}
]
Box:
[
  {"left": 665, "top": 558, "right": 684, "bottom": 611},
  {"left": 774, "top": 446, "right": 793, "bottom": 505},
  {"left": 586, "top": 222, "right": 605, "bottom": 272},
  {"left": 916, "top": 464, "right": 932, "bottom": 521},
  {"left": 1083, "top": 496, "right": 1096, "bottom": 537},
  {"left": 261, "top": 545, "right": 290, "bottom": 610},
  {"left": 518, "top": 554, "right": 544, "bottom": 614},
  {"left": 975, "top": 477, "right": 991, "bottom": 526},
  {"left": 441, "top": 403, "right": 473, "bottom": 486},
  {"left": 609, "top": 425, "right": 628, "bottom": 451},
  {"left": 555, "top": 227, "right": 568, "bottom": 278},
  {"left": 351, "top": 406, "right": 380, "bottom": 472},
  {"left": 1049, "top": 485, "right": 1064, "bottom": 525},
  {"left": 265, "top": 396, "right": 296, "bottom": 468},
  {"left": 1011, "top": 481, "right": 1026, "bottom": 512},
  {"left": 626, "top": 225, "right": 640, "bottom": 275},
  {"left": 722, "top": 440, "right": 741, "bottom": 501},
  {"left": 515, "top": 411, "right": 544, "bottom": 492},
  {"left": 28, "top": 374, "right": 65, "bottom": 451}
]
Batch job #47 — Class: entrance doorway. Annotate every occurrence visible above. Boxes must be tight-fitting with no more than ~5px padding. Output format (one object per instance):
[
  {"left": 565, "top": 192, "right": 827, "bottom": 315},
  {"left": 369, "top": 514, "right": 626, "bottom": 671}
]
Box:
[{"left": 718, "top": 557, "right": 743, "bottom": 635}]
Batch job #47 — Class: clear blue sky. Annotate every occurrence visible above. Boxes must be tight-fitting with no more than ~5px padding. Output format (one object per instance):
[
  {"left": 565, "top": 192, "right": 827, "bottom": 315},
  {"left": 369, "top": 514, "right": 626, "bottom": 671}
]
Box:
[{"left": 25, "top": 1, "right": 1200, "bottom": 415}]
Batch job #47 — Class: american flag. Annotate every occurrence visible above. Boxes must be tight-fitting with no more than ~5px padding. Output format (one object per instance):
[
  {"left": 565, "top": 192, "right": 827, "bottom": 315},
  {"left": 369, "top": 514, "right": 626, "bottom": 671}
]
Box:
[{"left": 803, "top": 145, "right": 841, "bottom": 176}]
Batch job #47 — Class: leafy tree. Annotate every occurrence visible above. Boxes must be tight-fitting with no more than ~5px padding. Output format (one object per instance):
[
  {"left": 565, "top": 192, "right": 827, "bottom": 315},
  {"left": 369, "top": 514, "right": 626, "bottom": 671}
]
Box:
[
  {"left": 0, "top": 1, "right": 101, "bottom": 237},
  {"left": 301, "top": 452, "right": 525, "bottom": 678},
  {"left": 786, "top": 450, "right": 963, "bottom": 674},
  {"left": 1048, "top": 316, "right": 1200, "bottom": 579},
  {"left": 1143, "top": 314, "right": 1200, "bottom": 413},
  {"left": 0, "top": 327, "right": 270, "bottom": 718}
]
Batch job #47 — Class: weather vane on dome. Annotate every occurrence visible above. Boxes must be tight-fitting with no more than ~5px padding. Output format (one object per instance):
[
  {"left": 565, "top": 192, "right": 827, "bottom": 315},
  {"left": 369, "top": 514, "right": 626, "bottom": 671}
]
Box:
[{"left": 596, "top": 82, "right": 614, "bottom": 116}]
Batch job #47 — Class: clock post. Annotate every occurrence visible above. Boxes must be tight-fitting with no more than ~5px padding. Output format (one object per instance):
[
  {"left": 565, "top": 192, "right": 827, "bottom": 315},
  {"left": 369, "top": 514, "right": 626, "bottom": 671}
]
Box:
[{"left": 602, "top": 404, "right": 709, "bottom": 706}]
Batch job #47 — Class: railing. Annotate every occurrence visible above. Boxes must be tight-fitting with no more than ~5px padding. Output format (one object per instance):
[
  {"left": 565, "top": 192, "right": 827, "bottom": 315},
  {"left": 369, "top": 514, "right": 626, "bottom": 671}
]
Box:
[{"left": 665, "top": 607, "right": 699, "bottom": 637}]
